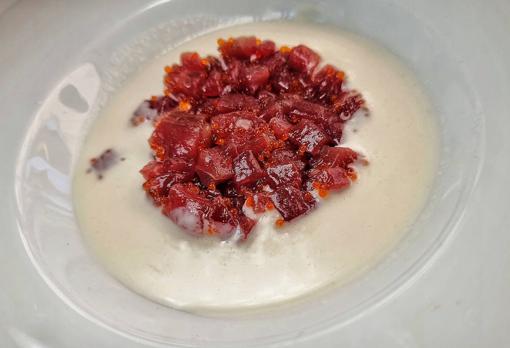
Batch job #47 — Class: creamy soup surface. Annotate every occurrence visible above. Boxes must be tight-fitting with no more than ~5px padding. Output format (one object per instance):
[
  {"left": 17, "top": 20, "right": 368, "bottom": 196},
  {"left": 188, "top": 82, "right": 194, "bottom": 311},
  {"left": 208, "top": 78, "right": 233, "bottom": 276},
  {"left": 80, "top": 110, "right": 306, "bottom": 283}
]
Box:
[{"left": 73, "top": 22, "right": 439, "bottom": 313}]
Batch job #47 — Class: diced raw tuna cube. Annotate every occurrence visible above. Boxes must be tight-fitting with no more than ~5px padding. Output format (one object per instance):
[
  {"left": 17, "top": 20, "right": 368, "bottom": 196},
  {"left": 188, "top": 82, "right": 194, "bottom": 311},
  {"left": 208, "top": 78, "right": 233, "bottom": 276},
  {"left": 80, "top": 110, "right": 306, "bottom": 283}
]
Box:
[
  {"left": 285, "top": 98, "right": 344, "bottom": 142},
  {"left": 220, "top": 36, "right": 258, "bottom": 59},
  {"left": 164, "top": 184, "right": 255, "bottom": 238},
  {"left": 242, "top": 132, "right": 275, "bottom": 156},
  {"left": 306, "top": 167, "right": 350, "bottom": 191},
  {"left": 312, "top": 146, "right": 358, "bottom": 168},
  {"left": 270, "top": 148, "right": 306, "bottom": 171},
  {"left": 333, "top": 90, "right": 366, "bottom": 121},
  {"left": 210, "top": 111, "right": 263, "bottom": 143},
  {"left": 202, "top": 94, "right": 260, "bottom": 115},
  {"left": 289, "top": 120, "right": 331, "bottom": 155},
  {"left": 140, "top": 158, "right": 193, "bottom": 180},
  {"left": 149, "top": 112, "right": 211, "bottom": 160},
  {"left": 195, "top": 147, "right": 234, "bottom": 186},
  {"left": 271, "top": 185, "right": 315, "bottom": 221},
  {"left": 243, "top": 65, "right": 270, "bottom": 94},
  {"left": 223, "top": 128, "right": 275, "bottom": 159},
  {"left": 269, "top": 117, "right": 294, "bottom": 140},
  {"left": 202, "top": 70, "right": 224, "bottom": 97},
  {"left": 232, "top": 151, "right": 266, "bottom": 187},
  {"left": 180, "top": 52, "right": 206, "bottom": 71},
  {"left": 312, "top": 64, "right": 344, "bottom": 102},
  {"left": 266, "top": 162, "right": 302, "bottom": 189},
  {"left": 255, "top": 40, "right": 276, "bottom": 59},
  {"left": 238, "top": 215, "right": 257, "bottom": 239},
  {"left": 288, "top": 45, "right": 320, "bottom": 74},
  {"left": 165, "top": 68, "right": 207, "bottom": 98},
  {"left": 163, "top": 183, "right": 213, "bottom": 235},
  {"left": 206, "top": 197, "right": 243, "bottom": 237},
  {"left": 286, "top": 97, "right": 336, "bottom": 126},
  {"left": 141, "top": 159, "right": 196, "bottom": 205}
]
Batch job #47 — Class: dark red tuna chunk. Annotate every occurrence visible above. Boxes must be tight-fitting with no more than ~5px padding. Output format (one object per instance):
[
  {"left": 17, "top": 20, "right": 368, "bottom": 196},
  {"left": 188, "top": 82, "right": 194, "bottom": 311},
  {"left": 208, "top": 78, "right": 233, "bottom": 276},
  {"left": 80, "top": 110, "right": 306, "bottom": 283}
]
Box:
[
  {"left": 289, "top": 120, "right": 331, "bottom": 155},
  {"left": 220, "top": 36, "right": 258, "bottom": 59},
  {"left": 180, "top": 52, "right": 209, "bottom": 71},
  {"left": 202, "top": 70, "right": 224, "bottom": 97},
  {"left": 202, "top": 94, "right": 260, "bottom": 115},
  {"left": 269, "top": 117, "right": 293, "bottom": 140},
  {"left": 242, "top": 65, "right": 270, "bottom": 94},
  {"left": 149, "top": 112, "right": 211, "bottom": 160},
  {"left": 271, "top": 185, "right": 315, "bottom": 221},
  {"left": 195, "top": 147, "right": 234, "bottom": 186},
  {"left": 269, "top": 148, "right": 306, "bottom": 171},
  {"left": 266, "top": 162, "right": 302, "bottom": 189},
  {"left": 334, "top": 90, "right": 366, "bottom": 120},
  {"left": 312, "top": 146, "right": 358, "bottom": 168},
  {"left": 141, "top": 159, "right": 195, "bottom": 205},
  {"left": 163, "top": 183, "right": 213, "bottom": 235},
  {"left": 288, "top": 45, "right": 320, "bottom": 74},
  {"left": 232, "top": 151, "right": 266, "bottom": 187},
  {"left": 312, "top": 64, "right": 344, "bottom": 103},
  {"left": 164, "top": 183, "right": 255, "bottom": 238},
  {"left": 306, "top": 167, "right": 350, "bottom": 191},
  {"left": 210, "top": 111, "right": 263, "bottom": 143}
]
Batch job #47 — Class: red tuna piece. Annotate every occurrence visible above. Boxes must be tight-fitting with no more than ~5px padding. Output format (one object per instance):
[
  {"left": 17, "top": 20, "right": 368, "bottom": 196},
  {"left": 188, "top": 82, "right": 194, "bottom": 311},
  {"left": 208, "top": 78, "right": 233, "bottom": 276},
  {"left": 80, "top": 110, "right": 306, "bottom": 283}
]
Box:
[
  {"left": 202, "top": 70, "right": 224, "bottom": 97},
  {"left": 225, "top": 131, "right": 275, "bottom": 159},
  {"left": 242, "top": 65, "right": 270, "bottom": 94},
  {"left": 238, "top": 215, "right": 257, "bottom": 239},
  {"left": 142, "top": 162, "right": 195, "bottom": 205},
  {"left": 202, "top": 94, "right": 260, "bottom": 115},
  {"left": 269, "top": 148, "right": 306, "bottom": 171},
  {"left": 219, "top": 36, "right": 259, "bottom": 60},
  {"left": 289, "top": 120, "right": 331, "bottom": 156},
  {"left": 141, "top": 159, "right": 195, "bottom": 204},
  {"left": 180, "top": 52, "right": 207, "bottom": 71},
  {"left": 149, "top": 112, "right": 211, "bottom": 160},
  {"left": 195, "top": 147, "right": 234, "bottom": 186},
  {"left": 233, "top": 151, "right": 266, "bottom": 187},
  {"left": 312, "top": 64, "right": 344, "bottom": 103},
  {"left": 255, "top": 40, "right": 276, "bottom": 60},
  {"left": 242, "top": 132, "right": 275, "bottom": 157},
  {"left": 266, "top": 162, "right": 302, "bottom": 189},
  {"left": 271, "top": 185, "right": 315, "bottom": 221},
  {"left": 164, "top": 184, "right": 255, "bottom": 238},
  {"left": 207, "top": 196, "right": 255, "bottom": 238},
  {"left": 164, "top": 67, "right": 207, "bottom": 98},
  {"left": 269, "top": 117, "right": 293, "bottom": 140},
  {"left": 306, "top": 167, "right": 350, "bottom": 191},
  {"left": 163, "top": 183, "right": 213, "bottom": 235},
  {"left": 288, "top": 45, "right": 320, "bottom": 75},
  {"left": 312, "top": 146, "right": 358, "bottom": 168},
  {"left": 334, "top": 90, "right": 366, "bottom": 121},
  {"left": 285, "top": 97, "right": 338, "bottom": 129},
  {"left": 210, "top": 111, "right": 264, "bottom": 143}
]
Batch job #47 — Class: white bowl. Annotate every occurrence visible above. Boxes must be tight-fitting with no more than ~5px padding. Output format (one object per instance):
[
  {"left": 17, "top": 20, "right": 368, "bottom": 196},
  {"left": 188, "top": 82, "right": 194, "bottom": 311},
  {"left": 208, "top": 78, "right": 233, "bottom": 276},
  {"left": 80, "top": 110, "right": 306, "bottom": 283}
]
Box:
[{"left": 4, "top": 0, "right": 508, "bottom": 347}]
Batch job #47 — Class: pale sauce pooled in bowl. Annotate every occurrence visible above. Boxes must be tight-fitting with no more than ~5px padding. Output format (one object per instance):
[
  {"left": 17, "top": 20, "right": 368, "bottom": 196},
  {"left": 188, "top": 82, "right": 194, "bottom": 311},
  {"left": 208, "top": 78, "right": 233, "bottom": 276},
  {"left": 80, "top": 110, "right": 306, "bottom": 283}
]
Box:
[{"left": 73, "top": 21, "right": 439, "bottom": 313}]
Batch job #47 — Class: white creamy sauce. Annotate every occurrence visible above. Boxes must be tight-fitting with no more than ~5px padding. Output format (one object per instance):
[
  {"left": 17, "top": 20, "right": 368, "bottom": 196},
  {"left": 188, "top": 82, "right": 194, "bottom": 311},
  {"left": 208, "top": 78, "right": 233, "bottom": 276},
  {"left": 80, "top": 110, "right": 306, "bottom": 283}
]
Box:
[{"left": 73, "top": 22, "right": 439, "bottom": 313}]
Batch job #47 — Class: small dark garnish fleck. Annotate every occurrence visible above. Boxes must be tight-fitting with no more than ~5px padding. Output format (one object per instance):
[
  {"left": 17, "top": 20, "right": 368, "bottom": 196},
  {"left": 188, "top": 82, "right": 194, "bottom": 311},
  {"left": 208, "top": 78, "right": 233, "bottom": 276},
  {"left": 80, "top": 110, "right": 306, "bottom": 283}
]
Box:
[{"left": 87, "top": 148, "right": 120, "bottom": 179}]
